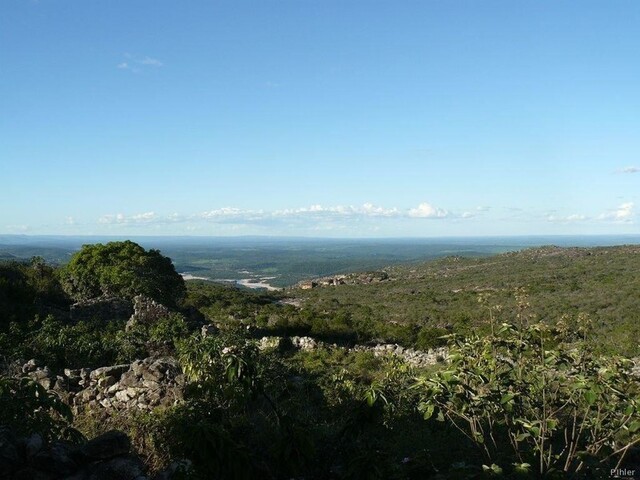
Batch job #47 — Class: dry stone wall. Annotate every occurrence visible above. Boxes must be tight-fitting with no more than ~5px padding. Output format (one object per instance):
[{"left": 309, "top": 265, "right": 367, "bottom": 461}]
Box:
[
  {"left": 23, "top": 357, "right": 185, "bottom": 413},
  {"left": 69, "top": 297, "right": 133, "bottom": 323},
  {"left": 258, "top": 335, "right": 449, "bottom": 368}
]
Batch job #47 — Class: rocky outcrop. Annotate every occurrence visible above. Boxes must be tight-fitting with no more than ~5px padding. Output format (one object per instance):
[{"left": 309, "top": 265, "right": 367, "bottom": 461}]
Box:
[
  {"left": 296, "top": 271, "right": 389, "bottom": 289},
  {"left": 70, "top": 297, "right": 133, "bottom": 323},
  {"left": 23, "top": 358, "right": 185, "bottom": 412},
  {"left": 258, "top": 335, "right": 448, "bottom": 368},
  {"left": 0, "top": 427, "right": 188, "bottom": 480},
  {"left": 125, "top": 296, "right": 172, "bottom": 331}
]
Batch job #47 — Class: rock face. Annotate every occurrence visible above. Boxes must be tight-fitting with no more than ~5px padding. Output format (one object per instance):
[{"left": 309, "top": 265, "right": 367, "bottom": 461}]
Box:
[
  {"left": 0, "top": 427, "right": 186, "bottom": 480},
  {"left": 70, "top": 297, "right": 134, "bottom": 323},
  {"left": 126, "top": 296, "right": 172, "bottom": 331},
  {"left": 24, "top": 357, "right": 185, "bottom": 412}
]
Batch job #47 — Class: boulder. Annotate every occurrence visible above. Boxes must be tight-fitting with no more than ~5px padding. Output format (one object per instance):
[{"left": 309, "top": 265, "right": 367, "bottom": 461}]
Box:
[{"left": 80, "top": 431, "right": 131, "bottom": 461}]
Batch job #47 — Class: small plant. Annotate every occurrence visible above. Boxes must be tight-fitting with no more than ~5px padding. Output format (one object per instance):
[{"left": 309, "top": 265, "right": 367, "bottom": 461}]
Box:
[{"left": 0, "top": 375, "right": 78, "bottom": 442}]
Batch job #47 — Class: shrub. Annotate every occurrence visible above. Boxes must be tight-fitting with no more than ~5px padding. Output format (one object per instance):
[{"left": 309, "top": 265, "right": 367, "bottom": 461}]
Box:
[
  {"left": 60, "top": 241, "right": 185, "bottom": 306},
  {"left": 414, "top": 312, "right": 640, "bottom": 477},
  {"left": 0, "top": 375, "right": 77, "bottom": 441}
]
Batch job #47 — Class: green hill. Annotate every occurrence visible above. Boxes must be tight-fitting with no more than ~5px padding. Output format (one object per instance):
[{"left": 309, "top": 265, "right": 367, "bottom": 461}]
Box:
[{"left": 291, "top": 245, "right": 640, "bottom": 356}]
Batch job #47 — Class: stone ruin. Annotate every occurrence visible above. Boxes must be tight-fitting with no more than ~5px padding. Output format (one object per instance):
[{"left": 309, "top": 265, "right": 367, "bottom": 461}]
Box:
[
  {"left": 23, "top": 357, "right": 185, "bottom": 413},
  {"left": 258, "top": 335, "right": 449, "bottom": 368},
  {"left": 69, "top": 296, "right": 133, "bottom": 323},
  {"left": 126, "top": 296, "right": 172, "bottom": 331},
  {"left": 68, "top": 295, "right": 174, "bottom": 330}
]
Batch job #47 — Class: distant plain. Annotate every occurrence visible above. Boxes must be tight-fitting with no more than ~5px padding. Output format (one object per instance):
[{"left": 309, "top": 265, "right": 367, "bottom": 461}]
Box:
[{"left": 2, "top": 234, "right": 639, "bottom": 288}]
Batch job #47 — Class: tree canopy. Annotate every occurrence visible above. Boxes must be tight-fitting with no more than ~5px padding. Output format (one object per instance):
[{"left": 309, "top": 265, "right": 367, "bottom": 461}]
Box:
[{"left": 60, "top": 241, "right": 185, "bottom": 306}]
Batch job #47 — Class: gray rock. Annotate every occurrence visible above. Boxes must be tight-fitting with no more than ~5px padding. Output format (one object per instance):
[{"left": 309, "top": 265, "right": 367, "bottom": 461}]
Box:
[
  {"left": 86, "top": 454, "right": 146, "bottom": 480},
  {"left": 0, "top": 426, "right": 20, "bottom": 475},
  {"left": 32, "top": 442, "right": 78, "bottom": 476},
  {"left": 90, "top": 365, "right": 130, "bottom": 382},
  {"left": 12, "top": 466, "right": 52, "bottom": 480},
  {"left": 126, "top": 295, "right": 171, "bottom": 331},
  {"left": 22, "top": 359, "right": 39, "bottom": 373},
  {"left": 81, "top": 430, "right": 131, "bottom": 461},
  {"left": 153, "top": 459, "right": 192, "bottom": 480},
  {"left": 201, "top": 324, "right": 218, "bottom": 337},
  {"left": 97, "top": 375, "right": 117, "bottom": 388},
  {"left": 24, "top": 433, "right": 43, "bottom": 458},
  {"left": 70, "top": 296, "right": 133, "bottom": 323}
]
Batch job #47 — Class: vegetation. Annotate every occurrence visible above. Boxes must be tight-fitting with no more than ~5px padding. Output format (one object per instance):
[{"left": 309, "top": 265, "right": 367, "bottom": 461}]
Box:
[
  {"left": 294, "top": 246, "right": 640, "bottom": 356},
  {"left": 0, "top": 242, "right": 639, "bottom": 478},
  {"left": 415, "top": 297, "right": 640, "bottom": 477},
  {"left": 60, "top": 240, "right": 186, "bottom": 306}
]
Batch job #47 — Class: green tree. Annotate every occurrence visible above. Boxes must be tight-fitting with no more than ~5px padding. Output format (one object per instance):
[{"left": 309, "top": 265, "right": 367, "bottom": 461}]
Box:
[{"left": 60, "top": 241, "right": 185, "bottom": 306}]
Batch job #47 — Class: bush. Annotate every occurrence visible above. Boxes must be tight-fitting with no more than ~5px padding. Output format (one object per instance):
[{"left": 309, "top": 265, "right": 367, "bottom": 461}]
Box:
[
  {"left": 414, "top": 311, "right": 640, "bottom": 477},
  {"left": 60, "top": 241, "right": 185, "bottom": 306},
  {"left": 0, "top": 375, "right": 77, "bottom": 441}
]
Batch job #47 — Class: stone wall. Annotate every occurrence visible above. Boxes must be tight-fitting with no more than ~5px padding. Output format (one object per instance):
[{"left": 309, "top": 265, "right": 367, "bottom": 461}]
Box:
[
  {"left": 70, "top": 297, "right": 134, "bottom": 323},
  {"left": 24, "top": 357, "right": 185, "bottom": 412},
  {"left": 126, "top": 295, "right": 172, "bottom": 331},
  {"left": 258, "top": 335, "right": 448, "bottom": 368}
]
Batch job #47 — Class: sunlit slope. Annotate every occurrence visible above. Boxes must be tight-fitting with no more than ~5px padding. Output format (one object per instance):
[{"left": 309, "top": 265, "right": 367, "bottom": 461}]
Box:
[{"left": 293, "top": 246, "right": 640, "bottom": 356}]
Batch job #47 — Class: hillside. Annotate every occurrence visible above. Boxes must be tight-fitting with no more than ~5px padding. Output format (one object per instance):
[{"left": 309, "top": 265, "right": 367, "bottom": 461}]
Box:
[
  {"left": 1, "top": 242, "right": 639, "bottom": 479},
  {"left": 291, "top": 245, "right": 640, "bottom": 356}
]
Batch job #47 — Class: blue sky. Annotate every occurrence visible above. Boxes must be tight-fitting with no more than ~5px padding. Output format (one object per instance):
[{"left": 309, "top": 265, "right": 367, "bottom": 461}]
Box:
[{"left": 1, "top": 1, "right": 639, "bottom": 237}]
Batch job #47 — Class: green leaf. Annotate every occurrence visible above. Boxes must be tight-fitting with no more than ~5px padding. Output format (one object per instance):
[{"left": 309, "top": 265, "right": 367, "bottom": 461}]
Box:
[
  {"left": 629, "top": 421, "right": 640, "bottom": 433},
  {"left": 513, "top": 462, "right": 531, "bottom": 473},
  {"left": 482, "top": 463, "right": 503, "bottom": 474},
  {"left": 527, "top": 426, "right": 540, "bottom": 437},
  {"left": 500, "top": 393, "right": 515, "bottom": 404},
  {"left": 584, "top": 390, "right": 597, "bottom": 406},
  {"left": 422, "top": 404, "right": 435, "bottom": 420}
]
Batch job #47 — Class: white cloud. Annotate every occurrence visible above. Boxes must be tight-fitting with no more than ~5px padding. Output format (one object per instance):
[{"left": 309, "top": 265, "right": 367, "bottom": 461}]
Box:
[
  {"left": 99, "top": 213, "right": 126, "bottom": 224},
  {"left": 200, "top": 208, "right": 259, "bottom": 219},
  {"left": 621, "top": 166, "right": 640, "bottom": 174},
  {"left": 598, "top": 202, "right": 635, "bottom": 222},
  {"left": 546, "top": 214, "right": 587, "bottom": 223},
  {"left": 271, "top": 203, "right": 399, "bottom": 218},
  {"left": 131, "top": 211, "right": 156, "bottom": 222},
  {"left": 117, "top": 54, "right": 163, "bottom": 72},
  {"left": 140, "top": 56, "right": 163, "bottom": 67},
  {"left": 361, "top": 203, "right": 399, "bottom": 217},
  {"left": 96, "top": 201, "right": 472, "bottom": 230},
  {"left": 99, "top": 211, "right": 185, "bottom": 226},
  {"left": 407, "top": 202, "right": 449, "bottom": 219}
]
